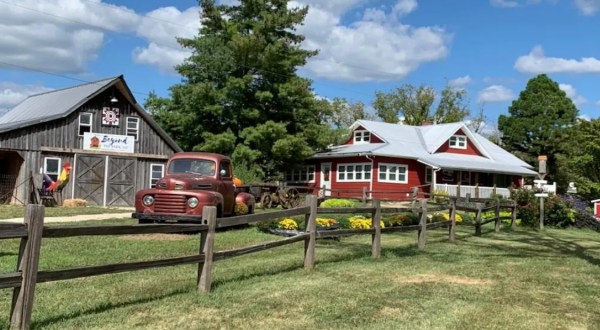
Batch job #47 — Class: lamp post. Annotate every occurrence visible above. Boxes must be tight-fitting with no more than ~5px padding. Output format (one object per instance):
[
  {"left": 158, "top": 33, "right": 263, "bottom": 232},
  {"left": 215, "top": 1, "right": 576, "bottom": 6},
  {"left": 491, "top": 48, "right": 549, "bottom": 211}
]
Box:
[{"left": 534, "top": 155, "right": 548, "bottom": 230}]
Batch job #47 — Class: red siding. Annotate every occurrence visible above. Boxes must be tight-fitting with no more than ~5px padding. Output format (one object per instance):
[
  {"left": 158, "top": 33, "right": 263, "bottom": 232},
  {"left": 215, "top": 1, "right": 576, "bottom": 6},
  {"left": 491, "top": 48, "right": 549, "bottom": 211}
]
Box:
[
  {"left": 595, "top": 203, "right": 600, "bottom": 218},
  {"left": 435, "top": 129, "right": 483, "bottom": 156}
]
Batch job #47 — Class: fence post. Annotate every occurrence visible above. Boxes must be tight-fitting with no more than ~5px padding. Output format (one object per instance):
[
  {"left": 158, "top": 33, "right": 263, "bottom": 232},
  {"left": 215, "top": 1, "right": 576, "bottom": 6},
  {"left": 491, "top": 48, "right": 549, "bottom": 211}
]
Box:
[
  {"left": 475, "top": 203, "right": 483, "bottom": 236},
  {"left": 449, "top": 197, "right": 456, "bottom": 242},
  {"left": 475, "top": 184, "right": 479, "bottom": 199},
  {"left": 304, "top": 195, "right": 317, "bottom": 270},
  {"left": 10, "top": 204, "right": 44, "bottom": 330},
  {"left": 418, "top": 199, "right": 427, "bottom": 250},
  {"left": 511, "top": 200, "right": 517, "bottom": 229},
  {"left": 362, "top": 186, "right": 367, "bottom": 204},
  {"left": 410, "top": 187, "right": 418, "bottom": 210},
  {"left": 465, "top": 193, "right": 471, "bottom": 203},
  {"left": 456, "top": 184, "right": 460, "bottom": 198},
  {"left": 198, "top": 206, "right": 216, "bottom": 293},
  {"left": 494, "top": 199, "right": 501, "bottom": 233},
  {"left": 371, "top": 199, "right": 381, "bottom": 258}
]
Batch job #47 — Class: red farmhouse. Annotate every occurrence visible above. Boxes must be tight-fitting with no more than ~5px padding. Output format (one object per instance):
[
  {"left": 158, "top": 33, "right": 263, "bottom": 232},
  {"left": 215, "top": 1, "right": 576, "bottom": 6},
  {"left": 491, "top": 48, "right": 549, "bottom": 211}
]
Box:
[{"left": 286, "top": 120, "right": 536, "bottom": 199}]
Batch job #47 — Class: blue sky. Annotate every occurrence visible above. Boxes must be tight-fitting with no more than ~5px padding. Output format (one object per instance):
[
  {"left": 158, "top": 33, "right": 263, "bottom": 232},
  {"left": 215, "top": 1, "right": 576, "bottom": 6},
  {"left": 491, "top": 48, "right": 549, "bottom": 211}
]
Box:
[{"left": 1, "top": 0, "right": 600, "bottom": 131}]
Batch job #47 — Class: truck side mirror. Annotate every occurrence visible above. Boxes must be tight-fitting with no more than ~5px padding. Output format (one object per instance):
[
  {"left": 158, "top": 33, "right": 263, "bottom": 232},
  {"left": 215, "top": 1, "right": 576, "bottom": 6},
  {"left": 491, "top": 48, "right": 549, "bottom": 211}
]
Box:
[{"left": 220, "top": 169, "right": 227, "bottom": 176}]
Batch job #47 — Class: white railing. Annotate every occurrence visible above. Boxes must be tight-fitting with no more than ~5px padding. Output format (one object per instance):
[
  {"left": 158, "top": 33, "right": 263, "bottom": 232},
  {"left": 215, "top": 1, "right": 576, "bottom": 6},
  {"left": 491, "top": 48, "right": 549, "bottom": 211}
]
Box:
[{"left": 434, "top": 184, "right": 511, "bottom": 199}]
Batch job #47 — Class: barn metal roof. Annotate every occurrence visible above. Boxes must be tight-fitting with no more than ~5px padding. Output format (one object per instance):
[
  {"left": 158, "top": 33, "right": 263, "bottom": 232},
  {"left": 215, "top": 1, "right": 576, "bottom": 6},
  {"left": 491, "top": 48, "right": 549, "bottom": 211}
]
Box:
[
  {"left": 0, "top": 76, "right": 181, "bottom": 152},
  {"left": 315, "top": 120, "right": 536, "bottom": 176}
]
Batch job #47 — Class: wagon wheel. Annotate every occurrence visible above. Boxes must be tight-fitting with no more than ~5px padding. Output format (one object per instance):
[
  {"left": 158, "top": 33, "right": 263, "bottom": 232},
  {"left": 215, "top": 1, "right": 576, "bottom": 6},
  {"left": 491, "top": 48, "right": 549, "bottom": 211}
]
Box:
[
  {"left": 260, "top": 193, "right": 273, "bottom": 209},
  {"left": 282, "top": 187, "right": 301, "bottom": 209}
]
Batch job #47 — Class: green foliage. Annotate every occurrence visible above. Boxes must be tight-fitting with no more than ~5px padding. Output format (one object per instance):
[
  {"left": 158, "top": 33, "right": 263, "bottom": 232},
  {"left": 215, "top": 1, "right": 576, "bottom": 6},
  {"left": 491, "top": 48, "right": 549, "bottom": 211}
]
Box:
[
  {"left": 382, "top": 212, "right": 419, "bottom": 226},
  {"left": 555, "top": 118, "right": 600, "bottom": 200},
  {"left": 544, "top": 196, "right": 576, "bottom": 227},
  {"left": 432, "top": 189, "right": 450, "bottom": 204},
  {"left": 373, "top": 83, "right": 470, "bottom": 124},
  {"left": 512, "top": 188, "right": 539, "bottom": 226},
  {"left": 145, "top": 0, "right": 329, "bottom": 180},
  {"left": 498, "top": 74, "right": 578, "bottom": 182},
  {"left": 319, "top": 198, "right": 358, "bottom": 208}
]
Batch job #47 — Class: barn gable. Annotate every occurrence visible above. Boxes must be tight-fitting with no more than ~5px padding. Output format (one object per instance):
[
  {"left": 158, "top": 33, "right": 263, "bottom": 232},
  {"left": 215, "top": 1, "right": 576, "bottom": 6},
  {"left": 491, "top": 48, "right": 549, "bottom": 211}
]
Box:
[{"left": 0, "top": 76, "right": 181, "bottom": 207}]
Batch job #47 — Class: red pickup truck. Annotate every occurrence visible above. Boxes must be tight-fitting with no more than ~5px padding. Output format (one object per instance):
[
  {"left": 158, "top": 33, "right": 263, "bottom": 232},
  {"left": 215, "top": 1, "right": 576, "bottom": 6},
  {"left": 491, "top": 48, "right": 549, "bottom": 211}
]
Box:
[{"left": 132, "top": 152, "right": 255, "bottom": 223}]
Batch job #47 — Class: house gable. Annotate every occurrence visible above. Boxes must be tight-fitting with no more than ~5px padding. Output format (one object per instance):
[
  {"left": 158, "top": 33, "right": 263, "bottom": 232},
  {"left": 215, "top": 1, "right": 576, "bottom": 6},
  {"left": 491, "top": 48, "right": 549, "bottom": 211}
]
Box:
[{"left": 435, "top": 128, "right": 484, "bottom": 156}]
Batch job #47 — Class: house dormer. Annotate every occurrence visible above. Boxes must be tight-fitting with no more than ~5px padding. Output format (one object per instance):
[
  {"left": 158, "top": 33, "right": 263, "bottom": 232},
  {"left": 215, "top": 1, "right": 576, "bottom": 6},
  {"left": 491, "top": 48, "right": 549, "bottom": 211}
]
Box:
[
  {"left": 435, "top": 129, "right": 484, "bottom": 156},
  {"left": 345, "top": 125, "right": 384, "bottom": 145}
]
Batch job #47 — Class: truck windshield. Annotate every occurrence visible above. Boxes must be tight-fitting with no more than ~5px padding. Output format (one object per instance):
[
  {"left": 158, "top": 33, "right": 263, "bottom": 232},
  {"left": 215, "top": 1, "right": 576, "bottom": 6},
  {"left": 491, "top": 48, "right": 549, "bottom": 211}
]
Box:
[{"left": 168, "top": 159, "right": 216, "bottom": 176}]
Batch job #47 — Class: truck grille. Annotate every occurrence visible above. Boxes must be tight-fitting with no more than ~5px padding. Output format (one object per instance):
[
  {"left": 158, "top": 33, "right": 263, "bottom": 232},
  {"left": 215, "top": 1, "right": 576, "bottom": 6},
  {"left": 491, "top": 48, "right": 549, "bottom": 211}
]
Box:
[{"left": 154, "top": 194, "right": 187, "bottom": 213}]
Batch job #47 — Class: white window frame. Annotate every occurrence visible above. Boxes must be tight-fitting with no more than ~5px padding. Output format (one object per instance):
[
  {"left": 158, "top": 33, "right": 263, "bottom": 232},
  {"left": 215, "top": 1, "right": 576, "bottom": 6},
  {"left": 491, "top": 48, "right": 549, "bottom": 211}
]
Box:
[
  {"left": 378, "top": 163, "right": 408, "bottom": 183},
  {"left": 44, "top": 157, "right": 61, "bottom": 182},
  {"left": 449, "top": 135, "right": 467, "bottom": 149},
  {"left": 337, "top": 163, "right": 372, "bottom": 182},
  {"left": 78, "top": 112, "right": 93, "bottom": 136},
  {"left": 285, "top": 165, "right": 315, "bottom": 183},
  {"left": 149, "top": 164, "right": 165, "bottom": 188},
  {"left": 353, "top": 130, "right": 371, "bottom": 144},
  {"left": 126, "top": 117, "right": 140, "bottom": 141},
  {"left": 425, "top": 167, "right": 432, "bottom": 183}
]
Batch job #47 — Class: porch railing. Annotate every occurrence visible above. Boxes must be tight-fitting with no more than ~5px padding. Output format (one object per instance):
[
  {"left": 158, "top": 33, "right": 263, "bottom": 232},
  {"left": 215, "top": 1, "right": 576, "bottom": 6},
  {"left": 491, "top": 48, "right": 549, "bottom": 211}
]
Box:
[{"left": 434, "top": 183, "right": 510, "bottom": 199}]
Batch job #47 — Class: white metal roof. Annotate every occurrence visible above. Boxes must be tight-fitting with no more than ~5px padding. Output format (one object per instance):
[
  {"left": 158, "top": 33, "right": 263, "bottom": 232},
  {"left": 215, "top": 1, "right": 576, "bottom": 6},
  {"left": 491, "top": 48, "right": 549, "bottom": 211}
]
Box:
[{"left": 314, "top": 120, "right": 536, "bottom": 176}]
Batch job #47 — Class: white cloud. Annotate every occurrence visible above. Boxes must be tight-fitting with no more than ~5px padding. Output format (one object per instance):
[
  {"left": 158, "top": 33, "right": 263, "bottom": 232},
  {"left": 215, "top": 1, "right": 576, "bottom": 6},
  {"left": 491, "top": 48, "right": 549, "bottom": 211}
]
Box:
[
  {"left": 449, "top": 75, "right": 472, "bottom": 88},
  {"left": 0, "top": 0, "right": 139, "bottom": 74},
  {"left": 579, "top": 114, "right": 591, "bottom": 121},
  {"left": 515, "top": 45, "right": 600, "bottom": 74},
  {"left": 478, "top": 85, "right": 514, "bottom": 103},
  {"left": 295, "top": 0, "right": 451, "bottom": 82},
  {"left": 573, "top": 0, "right": 600, "bottom": 15},
  {"left": 0, "top": 82, "right": 52, "bottom": 111},
  {"left": 559, "top": 83, "right": 587, "bottom": 106},
  {"left": 490, "top": 0, "right": 542, "bottom": 7},
  {"left": 132, "top": 6, "right": 201, "bottom": 73}
]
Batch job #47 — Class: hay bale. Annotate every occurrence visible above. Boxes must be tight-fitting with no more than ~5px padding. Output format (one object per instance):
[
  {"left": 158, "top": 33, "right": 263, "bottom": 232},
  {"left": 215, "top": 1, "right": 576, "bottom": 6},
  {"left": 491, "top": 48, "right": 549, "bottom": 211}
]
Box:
[{"left": 63, "top": 198, "right": 87, "bottom": 208}]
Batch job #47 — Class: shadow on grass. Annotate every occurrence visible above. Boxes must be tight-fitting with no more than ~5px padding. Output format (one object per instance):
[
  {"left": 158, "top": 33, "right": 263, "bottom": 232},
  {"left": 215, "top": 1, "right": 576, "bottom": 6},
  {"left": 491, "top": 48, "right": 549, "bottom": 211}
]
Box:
[{"left": 457, "top": 228, "right": 600, "bottom": 267}]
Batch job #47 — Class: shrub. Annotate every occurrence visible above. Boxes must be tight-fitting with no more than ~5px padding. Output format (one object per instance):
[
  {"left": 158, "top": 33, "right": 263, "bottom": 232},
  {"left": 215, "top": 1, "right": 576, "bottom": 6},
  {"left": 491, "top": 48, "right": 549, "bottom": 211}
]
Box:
[
  {"left": 431, "top": 212, "right": 462, "bottom": 223},
  {"left": 234, "top": 202, "right": 249, "bottom": 215},
  {"left": 544, "top": 195, "right": 576, "bottom": 227},
  {"left": 320, "top": 198, "right": 358, "bottom": 208},
  {"left": 276, "top": 218, "right": 298, "bottom": 230},
  {"left": 432, "top": 190, "right": 449, "bottom": 204},
  {"left": 347, "top": 215, "right": 384, "bottom": 229},
  {"left": 512, "top": 188, "right": 538, "bottom": 226},
  {"left": 316, "top": 217, "right": 338, "bottom": 227},
  {"left": 383, "top": 212, "right": 418, "bottom": 226}
]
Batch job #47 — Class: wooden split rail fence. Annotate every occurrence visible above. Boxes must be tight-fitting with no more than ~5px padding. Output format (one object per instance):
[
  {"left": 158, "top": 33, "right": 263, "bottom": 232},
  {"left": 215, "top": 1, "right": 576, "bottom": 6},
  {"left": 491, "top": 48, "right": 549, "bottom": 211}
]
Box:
[{"left": 0, "top": 195, "right": 517, "bottom": 329}]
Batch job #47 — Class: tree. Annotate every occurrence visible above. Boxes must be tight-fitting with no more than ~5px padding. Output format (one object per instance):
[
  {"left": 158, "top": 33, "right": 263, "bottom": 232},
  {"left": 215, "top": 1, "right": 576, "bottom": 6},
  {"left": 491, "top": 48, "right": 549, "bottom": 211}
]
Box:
[
  {"left": 145, "top": 0, "right": 331, "bottom": 182},
  {"left": 326, "top": 97, "right": 374, "bottom": 145},
  {"left": 555, "top": 119, "right": 600, "bottom": 199},
  {"left": 498, "top": 74, "right": 578, "bottom": 182}
]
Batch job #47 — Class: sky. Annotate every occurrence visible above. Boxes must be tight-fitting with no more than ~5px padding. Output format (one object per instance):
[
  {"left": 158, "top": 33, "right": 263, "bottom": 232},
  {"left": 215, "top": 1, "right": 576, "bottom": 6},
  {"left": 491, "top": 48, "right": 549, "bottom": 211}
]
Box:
[{"left": 1, "top": 0, "right": 600, "bottom": 130}]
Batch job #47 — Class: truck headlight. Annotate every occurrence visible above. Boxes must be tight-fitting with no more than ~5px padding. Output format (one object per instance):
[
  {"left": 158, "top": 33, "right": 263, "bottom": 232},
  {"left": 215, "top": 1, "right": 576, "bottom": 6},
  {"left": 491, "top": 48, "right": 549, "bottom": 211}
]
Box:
[
  {"left": 143, "top": 195, "right": 154, "bottom": 206},
  {"left": 187, "top": 197, "right": 199, "bottom": 208}
]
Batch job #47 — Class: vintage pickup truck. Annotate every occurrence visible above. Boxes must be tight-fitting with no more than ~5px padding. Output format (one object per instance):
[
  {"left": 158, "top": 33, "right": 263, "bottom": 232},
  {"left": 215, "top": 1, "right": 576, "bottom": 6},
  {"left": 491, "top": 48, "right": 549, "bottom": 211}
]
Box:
[{"left": 132, "top": 152, "right": 255, "bottom": 223}]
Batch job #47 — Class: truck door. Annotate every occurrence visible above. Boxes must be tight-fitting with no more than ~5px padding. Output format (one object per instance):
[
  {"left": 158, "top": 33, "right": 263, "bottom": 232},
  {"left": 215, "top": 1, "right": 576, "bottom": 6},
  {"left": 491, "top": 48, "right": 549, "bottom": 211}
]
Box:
[{"left": 219, "top": 160, "right": 235, "bottom": 215}]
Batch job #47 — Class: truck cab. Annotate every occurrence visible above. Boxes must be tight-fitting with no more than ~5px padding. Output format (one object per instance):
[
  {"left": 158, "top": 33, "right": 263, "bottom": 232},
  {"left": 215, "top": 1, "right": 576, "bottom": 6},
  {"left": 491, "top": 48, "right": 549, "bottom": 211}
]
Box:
[{"left": 133, "top": 152, "right": 255, "bottom": 223}]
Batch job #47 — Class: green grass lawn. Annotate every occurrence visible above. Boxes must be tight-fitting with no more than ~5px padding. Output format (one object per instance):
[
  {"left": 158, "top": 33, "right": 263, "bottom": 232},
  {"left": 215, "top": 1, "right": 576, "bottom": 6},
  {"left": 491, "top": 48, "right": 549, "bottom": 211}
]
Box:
[
  {"left": 1, "top": 221, "right": 600, "bottom": 329},
  {"left": 0, "top": 205, "right": 131, "bottom": 219}
]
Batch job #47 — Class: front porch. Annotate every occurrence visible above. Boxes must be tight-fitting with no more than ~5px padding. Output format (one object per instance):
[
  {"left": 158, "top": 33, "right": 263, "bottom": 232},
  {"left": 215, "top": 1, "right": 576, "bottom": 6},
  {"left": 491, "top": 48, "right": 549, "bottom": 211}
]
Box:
[{"left": 434, "top": 183, "right": 511, "bottom": 199}]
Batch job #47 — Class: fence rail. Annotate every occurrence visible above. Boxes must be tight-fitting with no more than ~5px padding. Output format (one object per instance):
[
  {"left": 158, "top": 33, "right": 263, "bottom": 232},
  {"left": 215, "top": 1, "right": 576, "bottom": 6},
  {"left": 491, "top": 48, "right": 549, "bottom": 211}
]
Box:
[{"left": 1, "top": 195, "right": 517, "bottom": 329}]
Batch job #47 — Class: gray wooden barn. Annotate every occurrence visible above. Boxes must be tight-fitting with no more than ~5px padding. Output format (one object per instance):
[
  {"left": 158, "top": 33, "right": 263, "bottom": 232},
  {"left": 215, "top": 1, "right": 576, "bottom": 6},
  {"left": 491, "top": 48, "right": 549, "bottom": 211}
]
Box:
[{"left": 0, "top": 75, "right": 181, "bottom": 206}]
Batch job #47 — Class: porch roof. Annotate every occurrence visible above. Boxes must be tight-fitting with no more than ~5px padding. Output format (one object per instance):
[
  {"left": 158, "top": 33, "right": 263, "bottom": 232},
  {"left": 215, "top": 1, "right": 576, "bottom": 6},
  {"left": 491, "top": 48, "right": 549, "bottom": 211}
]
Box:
[{"left": 422, "top": 153, "right": 537, "bottom": 176}]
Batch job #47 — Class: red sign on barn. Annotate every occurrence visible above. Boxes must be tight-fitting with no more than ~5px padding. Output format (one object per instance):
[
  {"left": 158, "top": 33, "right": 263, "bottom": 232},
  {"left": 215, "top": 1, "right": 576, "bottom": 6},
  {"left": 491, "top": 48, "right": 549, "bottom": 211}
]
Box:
[{"left": 102, "top": 107, "right": 120, "bottom": 126}]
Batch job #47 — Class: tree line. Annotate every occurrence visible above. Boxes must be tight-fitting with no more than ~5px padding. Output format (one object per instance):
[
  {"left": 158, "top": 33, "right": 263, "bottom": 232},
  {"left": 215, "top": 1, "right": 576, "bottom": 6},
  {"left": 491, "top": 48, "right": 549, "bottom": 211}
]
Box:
[{"left": 145, "top": 0, "right": 599, "bottom": 202}]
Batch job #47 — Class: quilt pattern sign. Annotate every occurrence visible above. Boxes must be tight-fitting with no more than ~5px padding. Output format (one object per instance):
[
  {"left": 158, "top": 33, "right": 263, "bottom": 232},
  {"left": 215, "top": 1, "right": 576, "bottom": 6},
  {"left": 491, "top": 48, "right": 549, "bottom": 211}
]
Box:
[{"left": 102, "top": 107, "right": 120, "bottom": 126}]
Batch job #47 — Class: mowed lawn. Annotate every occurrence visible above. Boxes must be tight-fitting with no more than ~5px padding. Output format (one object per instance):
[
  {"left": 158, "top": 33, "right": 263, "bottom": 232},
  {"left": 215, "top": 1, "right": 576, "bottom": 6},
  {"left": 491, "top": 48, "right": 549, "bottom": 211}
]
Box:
[
  {"left": 0, "top": 205, "right": 131, "bottom": 219},
  {"left": 1, "top": 219, "right": 600, "bottom": 330}
]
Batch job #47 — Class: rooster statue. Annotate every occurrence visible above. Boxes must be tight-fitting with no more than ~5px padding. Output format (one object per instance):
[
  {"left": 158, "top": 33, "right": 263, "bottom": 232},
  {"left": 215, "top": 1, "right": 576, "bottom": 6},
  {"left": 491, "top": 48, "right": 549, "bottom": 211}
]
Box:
[{"left": 42, "top": 162, "right": 72, "bottom": 193}]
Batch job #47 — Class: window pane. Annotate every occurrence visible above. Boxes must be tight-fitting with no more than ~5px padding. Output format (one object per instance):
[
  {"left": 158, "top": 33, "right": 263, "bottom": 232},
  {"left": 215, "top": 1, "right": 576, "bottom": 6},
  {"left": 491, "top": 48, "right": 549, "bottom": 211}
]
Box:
[
  {"left": 356, "top": 172, "right": 362, "bottom": 180},
  {"left": 390, "top": 173, "right": 396, "bottom": 181},
  {"left": 347, "top": 165, "right": 354, "bottom": 172},
  {"left": 45, "top": 159, "right": 59, "bottom": 173},
  {"left": 339, "top": 165, "right": 345, "bottom": 173},
  {"left": 339, "top": 173, "right": 345, "bottom": 180},
  {"left": 80, "top": 113, "right": 91, "bottom": 125},
  {"left": 363, "top": 132, "right": 370, "bottom": 141},
  {"left": 365, "top": 172, "right": 371, "bottom": 180},
  {"left": 379, "top": 172, "right": 386, "bottom": 180},
  {"left": 347, "top": 172, "right": 354, "bottom": 180}
]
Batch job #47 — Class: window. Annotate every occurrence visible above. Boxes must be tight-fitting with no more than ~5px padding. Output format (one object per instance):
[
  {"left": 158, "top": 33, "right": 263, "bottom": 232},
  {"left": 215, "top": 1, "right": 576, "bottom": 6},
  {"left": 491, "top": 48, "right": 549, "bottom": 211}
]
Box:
[
  {"left": 44, "top": 157, "right": 61, "bottom": 182},
  {"left": 353, "top": 130, "right": 371, "bottom": 143},
  {"left": 425, "top": 167, "right": 433, "bottom": 183},
  {"left": 78, "top": 112, "right": 92, "bottom": 136},
  {"left": 449, "top": 135, "right": 467, "bottom": 149},
  {"left": 285, "top": 165, "right": 315, "bottom": 182},
  {"left": 126, "top": 117, "right": 140, "bottom": 140},
  {"left": 149, "top": 164, "right": 164, "bottom": 188},
  {"left": 220, "top": 161, "right": 232, "bottom": 178},
  {"left": 337, "top": 163, "right": 371, "bottom": 182},
  {"left": 378, "top": 163, "right": 408, "bottom": 183}
]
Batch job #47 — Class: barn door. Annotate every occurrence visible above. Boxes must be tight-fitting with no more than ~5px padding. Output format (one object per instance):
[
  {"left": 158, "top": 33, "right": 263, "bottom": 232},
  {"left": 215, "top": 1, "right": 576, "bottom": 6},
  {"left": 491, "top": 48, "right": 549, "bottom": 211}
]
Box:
[
  {"left": 106, "top": 157, "right": 135, "bottom": 206},
  {"left": 75, "top": 155, "right": 105, "bottom": 205}
]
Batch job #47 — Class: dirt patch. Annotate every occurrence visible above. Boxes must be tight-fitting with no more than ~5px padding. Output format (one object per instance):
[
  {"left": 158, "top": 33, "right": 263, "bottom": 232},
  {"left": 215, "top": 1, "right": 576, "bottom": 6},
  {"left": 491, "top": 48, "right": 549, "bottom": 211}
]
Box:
[
  {"left": 393, "top": 274, "right": 494, "bottom": 285},
  {"left": 121, "top": 234, "right": 190, "bottom": 241},
  {"left": 378, "top": 306, "right": 402, "bottom": 317}
]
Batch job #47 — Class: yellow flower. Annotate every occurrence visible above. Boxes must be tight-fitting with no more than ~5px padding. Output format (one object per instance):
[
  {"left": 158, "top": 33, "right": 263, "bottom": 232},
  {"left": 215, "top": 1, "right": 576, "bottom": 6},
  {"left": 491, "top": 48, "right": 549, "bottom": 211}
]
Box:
[
  {"left": 277, "top": 218, "right": 298, "bottom": 230},
  {"left": 348, "top": 216, "right": 384, "bottom": 229},
  {"left": 316, "top": 217, "right": 338, "bottom": 227}
]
